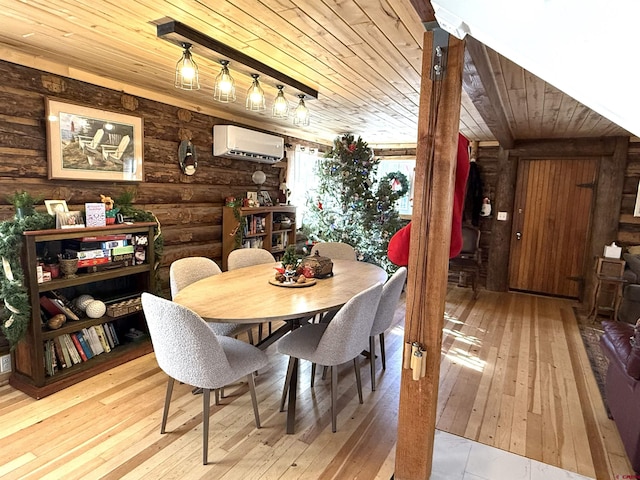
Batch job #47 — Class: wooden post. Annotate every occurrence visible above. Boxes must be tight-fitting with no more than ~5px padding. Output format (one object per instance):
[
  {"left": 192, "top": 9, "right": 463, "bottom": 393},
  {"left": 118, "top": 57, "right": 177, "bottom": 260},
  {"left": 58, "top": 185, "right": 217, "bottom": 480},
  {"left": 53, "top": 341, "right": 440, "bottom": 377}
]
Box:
[
  {"left": 394, "top": 31, "right": 464, "bottom": 479},
  {"left": 486, "top": 147, "right": 517, "bottom": 291}
]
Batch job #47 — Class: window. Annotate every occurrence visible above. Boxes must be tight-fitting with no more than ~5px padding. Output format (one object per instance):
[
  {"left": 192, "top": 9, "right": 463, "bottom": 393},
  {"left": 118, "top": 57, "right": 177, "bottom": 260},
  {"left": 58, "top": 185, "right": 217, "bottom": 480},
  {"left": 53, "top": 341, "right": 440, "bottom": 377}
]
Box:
[
  {"left": 376, "top": 159, "right": 415, "bottom": 216},
  {"left": 286, "top": 145, "right": 319, "bottom": 228}
]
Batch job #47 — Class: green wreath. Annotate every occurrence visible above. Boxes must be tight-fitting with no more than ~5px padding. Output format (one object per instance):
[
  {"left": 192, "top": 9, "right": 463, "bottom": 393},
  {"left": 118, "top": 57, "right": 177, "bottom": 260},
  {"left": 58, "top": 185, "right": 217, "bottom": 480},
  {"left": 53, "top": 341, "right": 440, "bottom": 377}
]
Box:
[{"left": 378, "top": 172, "right": 409, "bottom": 200}]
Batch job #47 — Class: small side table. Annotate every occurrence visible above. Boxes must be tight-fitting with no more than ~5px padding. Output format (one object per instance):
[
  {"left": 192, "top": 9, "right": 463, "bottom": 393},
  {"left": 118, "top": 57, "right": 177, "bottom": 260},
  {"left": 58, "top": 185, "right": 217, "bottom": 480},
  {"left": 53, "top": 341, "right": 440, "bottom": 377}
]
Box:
[{"left": 591, "top": 257, "right": 626, "bottom": 320}]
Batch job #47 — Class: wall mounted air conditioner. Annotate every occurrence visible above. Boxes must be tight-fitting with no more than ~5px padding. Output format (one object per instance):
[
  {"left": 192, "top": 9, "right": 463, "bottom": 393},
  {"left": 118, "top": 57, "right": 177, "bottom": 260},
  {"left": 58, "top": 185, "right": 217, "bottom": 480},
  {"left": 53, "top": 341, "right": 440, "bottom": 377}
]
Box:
[{"left": 213, "top": 125, "right": 284, "bottom": 164}]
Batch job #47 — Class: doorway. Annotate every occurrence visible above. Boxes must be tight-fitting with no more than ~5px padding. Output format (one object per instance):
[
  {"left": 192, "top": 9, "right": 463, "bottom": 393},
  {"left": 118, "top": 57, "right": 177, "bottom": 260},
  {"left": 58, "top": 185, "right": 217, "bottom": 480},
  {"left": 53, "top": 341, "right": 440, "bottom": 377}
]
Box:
[{"left": 508, "top": 158, "right": 598, "bottom": 298}]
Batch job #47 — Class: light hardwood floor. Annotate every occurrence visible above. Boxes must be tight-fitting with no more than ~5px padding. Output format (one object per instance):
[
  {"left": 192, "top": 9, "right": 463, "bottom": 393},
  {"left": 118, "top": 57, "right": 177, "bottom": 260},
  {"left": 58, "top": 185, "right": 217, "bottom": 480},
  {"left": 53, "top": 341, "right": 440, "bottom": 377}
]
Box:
[{"left": 0, "top": 288, "right": 632, "bottom": 479}]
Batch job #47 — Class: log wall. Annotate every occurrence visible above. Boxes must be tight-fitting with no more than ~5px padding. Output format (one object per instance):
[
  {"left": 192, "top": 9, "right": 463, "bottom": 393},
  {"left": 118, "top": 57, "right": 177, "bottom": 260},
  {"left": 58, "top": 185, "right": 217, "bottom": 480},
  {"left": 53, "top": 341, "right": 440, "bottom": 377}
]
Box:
[{"left": 0, "top": 60, "right": 328, "bottom": 304}]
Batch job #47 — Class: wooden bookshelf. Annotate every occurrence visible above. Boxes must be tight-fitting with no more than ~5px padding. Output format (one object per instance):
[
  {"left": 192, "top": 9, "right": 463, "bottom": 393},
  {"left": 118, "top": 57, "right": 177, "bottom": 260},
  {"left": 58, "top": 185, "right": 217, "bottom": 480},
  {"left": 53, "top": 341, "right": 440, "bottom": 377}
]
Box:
[
  {"left": 9, "top": 222, "right": 156, "bottom": 399},
  {"left": 222, "top": 205, "right": 296, "bottom": 270}
]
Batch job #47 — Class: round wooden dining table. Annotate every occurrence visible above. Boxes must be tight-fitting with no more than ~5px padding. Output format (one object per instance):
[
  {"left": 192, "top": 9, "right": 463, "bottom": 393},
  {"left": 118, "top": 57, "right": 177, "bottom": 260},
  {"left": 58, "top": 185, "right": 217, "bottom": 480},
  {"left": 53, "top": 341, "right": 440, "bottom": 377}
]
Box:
[
  {"left": 172, "top": 259, "right": 388, "bottom": 324},
  {"left": 172, "top": 258, "right": 387, "bottom": 434}
]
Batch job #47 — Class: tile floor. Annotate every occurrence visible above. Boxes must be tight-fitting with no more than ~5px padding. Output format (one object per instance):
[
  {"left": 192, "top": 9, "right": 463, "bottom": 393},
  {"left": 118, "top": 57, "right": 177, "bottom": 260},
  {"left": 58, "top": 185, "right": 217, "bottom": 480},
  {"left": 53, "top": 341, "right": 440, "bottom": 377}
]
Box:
[{"left": 431, "top": 430, "right": 594, "bottom": 480}]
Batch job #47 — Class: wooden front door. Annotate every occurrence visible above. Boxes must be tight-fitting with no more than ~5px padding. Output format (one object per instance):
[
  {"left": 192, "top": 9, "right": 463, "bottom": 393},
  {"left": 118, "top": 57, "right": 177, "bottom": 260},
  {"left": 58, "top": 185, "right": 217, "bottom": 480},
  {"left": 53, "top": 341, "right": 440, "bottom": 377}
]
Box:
[{"left": 508, "top": 158, "right": 598, "bottom": 298}]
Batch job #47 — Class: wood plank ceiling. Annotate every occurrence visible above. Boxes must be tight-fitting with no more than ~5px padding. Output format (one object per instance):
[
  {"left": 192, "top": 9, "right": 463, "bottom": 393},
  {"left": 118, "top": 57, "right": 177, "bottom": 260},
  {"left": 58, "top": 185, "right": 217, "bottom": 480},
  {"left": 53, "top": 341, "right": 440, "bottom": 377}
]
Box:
[{"left": 0, "top": 0, "right": 630, "bottom": 146}]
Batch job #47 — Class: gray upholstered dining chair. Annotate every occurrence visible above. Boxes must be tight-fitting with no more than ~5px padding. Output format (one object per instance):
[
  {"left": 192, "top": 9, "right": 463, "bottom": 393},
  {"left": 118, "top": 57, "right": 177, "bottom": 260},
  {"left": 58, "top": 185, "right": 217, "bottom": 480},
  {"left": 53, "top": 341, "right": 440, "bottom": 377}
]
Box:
[
  {"left": 227, "top": 249, "right": 276, "bottom": 341},
  {"left": 227, "top": 248, "right": 276, "bottom": 270},
  {"left": 310, "top": 241, "right": 357, "bottom": 261},
  {"left": 369, "top": 266, "right": 407, "bottom": 391},
  {"left": 141, "top": 293, "right": 268, "bottom": 465},
  {"left": 277, "top": 282, "right": 383, "bottom": 432},
  {"left": 170, "top": 257, "right": 256, "bottom": 344}
]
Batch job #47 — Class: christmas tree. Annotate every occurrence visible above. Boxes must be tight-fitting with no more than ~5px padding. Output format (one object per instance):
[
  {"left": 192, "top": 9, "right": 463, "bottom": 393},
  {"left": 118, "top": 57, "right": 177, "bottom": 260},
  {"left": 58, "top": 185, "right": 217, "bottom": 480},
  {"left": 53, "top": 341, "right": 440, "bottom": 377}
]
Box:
[{"left": 303, "top": 134, "right": 409, "bottom": 273}]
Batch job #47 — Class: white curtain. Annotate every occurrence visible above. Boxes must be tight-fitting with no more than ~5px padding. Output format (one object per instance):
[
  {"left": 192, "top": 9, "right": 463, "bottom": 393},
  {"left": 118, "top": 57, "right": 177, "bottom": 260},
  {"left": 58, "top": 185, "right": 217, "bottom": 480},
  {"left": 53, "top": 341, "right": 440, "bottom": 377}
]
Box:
[{"left": 286, "top": 145, "right": 319, "bottom": 228}]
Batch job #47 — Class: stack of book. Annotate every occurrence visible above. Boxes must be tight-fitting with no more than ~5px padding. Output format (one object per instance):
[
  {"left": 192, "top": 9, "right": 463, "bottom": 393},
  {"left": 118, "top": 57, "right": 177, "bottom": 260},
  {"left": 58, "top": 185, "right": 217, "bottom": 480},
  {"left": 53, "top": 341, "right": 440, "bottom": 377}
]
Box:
[
  {"left": 63, "top": 233, "right": 139, "bottom": 271},
  {"left": 44, "top": 323, "right": 121, "bottom": 376}
]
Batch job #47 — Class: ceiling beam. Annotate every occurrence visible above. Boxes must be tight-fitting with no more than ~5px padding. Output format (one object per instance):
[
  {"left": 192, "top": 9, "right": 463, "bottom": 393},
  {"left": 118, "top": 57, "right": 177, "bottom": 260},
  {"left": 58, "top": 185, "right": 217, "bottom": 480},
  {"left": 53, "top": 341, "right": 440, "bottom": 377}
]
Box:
[
  {"left": 463, "top": 37, "right": 515, "bottom": 148},
  {"left": 408, "top": 0, "right": 436, "bottom": 23}
]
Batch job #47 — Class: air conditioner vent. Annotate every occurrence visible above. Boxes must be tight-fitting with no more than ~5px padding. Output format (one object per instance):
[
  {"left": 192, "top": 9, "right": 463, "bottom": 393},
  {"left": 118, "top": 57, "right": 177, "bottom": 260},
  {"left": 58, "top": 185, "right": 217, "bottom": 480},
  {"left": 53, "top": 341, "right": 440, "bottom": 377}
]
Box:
[{"left": 213, "top": 125, "right": 284, "bottom": 164}]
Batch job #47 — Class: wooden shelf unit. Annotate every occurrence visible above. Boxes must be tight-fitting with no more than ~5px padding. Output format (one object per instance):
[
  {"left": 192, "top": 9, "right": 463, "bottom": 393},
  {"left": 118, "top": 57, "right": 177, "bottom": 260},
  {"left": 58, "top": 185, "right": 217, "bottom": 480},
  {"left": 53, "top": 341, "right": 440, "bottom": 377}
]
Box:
[
  {"left": 10, "top": 222, "right": 156, "bottom": 399},
  {"left": 222, "top": 205, "right": 296, "bottom": 270}
]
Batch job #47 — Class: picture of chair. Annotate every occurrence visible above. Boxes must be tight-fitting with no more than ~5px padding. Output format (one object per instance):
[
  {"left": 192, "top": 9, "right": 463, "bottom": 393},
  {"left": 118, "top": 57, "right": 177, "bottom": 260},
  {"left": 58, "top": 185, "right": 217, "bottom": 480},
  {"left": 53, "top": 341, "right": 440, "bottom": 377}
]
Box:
[
  {"left": 101, "top": 134, "right": 130, "bottom": 163},
  {"left": 77, "top": 128, "right": 104, "bottom": 152}
]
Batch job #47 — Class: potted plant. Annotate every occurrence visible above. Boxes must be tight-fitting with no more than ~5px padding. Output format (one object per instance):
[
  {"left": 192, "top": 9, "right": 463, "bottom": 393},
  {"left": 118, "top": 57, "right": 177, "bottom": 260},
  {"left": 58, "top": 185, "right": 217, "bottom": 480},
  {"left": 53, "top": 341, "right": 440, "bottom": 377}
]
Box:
[
  {"left": 281, "top": 245, "right": 301, "bottom": 269},
  {"left": 8, "top": 190, "right": 41, "bottom": 219}
]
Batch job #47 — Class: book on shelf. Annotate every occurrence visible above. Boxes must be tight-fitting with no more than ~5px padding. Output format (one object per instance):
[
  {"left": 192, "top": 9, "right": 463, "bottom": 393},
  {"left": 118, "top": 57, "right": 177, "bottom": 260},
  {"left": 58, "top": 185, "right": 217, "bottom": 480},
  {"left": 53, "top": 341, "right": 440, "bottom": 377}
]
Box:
[
  {"left": 94, "top": 325, "right": 111, "bottom": 353},
  {"left": 84, "top": 327, "right": 104, "bottom": 355},
  {"left": 49, "top": 291, "right": 83, "bottom": 319},
  {"left": 61, "top": 334, "right": 81, "bottom": 365},
  {"left": 52, "top": 336, "right": 70, "bottom": 369},
  {"left": 106, "top": 322, "right": 120, "bottom": 346},
  {"left": 102, "top": 323, "right": 114, "bottom": 348},
  {"left": 44, "top": 340, "right": 55, "bottom": 376},
  {"left": 73, "top": 331, "right": 94, "bottom": 360}
]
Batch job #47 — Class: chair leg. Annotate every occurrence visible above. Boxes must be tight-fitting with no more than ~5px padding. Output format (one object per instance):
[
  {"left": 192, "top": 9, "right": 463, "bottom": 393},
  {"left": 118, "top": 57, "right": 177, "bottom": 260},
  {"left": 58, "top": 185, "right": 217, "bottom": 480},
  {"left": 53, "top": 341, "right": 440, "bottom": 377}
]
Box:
[
  {"left": 354, "top": 357, "right": 363, "bottom": 404},
  {"left": 322, "top": 365, "right": 328, "bottom": 380},
  {"left": 280, "top": 356, "right": 296, "bottom": 412},
  {"left": 202, "top": 388, "right": 210, "bottom": 465},
  {"left": 161, "top": 377, "right": 174, "bottom": 434},
  {"left": 330, "top": 366, "right": 338, "bottom": 433},
  {"left": 247, "top": 328, "right": 255, "bottom": 345},
  {"left": 380, "top": 333, "right": 386, "bottom": 370},
  {"left": 258, "top": 323, "right": 263, "bottom": 342},
  {"left": 214, "top": 388, "right": 220, "bottom": 406},
  {"left": 369, "top": 335, "right": 377, "bottom": 392},
  {"left": 247, "top": 373, "right": 261, "bottom": 429},
  {"left": 311, "top": 363, "right": 317, "bottom": 388}
]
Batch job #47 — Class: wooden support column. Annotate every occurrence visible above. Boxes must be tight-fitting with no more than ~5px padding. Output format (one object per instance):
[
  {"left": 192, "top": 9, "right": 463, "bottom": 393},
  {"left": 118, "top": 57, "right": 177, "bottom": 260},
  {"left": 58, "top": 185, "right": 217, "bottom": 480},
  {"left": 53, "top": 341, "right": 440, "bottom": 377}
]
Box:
[
  {"left": 486, "top": 147, "right": 517, "bottom": 291},
  {"left": 394, "top": 31, "right": 464, "bottom": 480}
]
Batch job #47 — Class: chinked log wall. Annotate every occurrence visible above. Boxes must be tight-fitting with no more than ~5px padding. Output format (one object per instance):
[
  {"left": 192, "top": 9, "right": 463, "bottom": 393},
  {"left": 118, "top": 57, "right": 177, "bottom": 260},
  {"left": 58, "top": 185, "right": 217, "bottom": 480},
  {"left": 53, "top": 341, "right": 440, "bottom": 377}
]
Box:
[
  {"left": 0, "top": 58, "right": 636, "bottom": 334},
  {"left": 0, "top": 60, "right": 327, "bottom": 300}
]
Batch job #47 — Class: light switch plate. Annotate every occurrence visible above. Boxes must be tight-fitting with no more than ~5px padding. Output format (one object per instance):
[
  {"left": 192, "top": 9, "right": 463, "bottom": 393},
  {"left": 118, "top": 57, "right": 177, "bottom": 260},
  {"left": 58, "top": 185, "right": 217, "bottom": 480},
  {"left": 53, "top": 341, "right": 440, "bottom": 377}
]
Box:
[{"left": 497, "top": 211, "right": 508, "bottom": 221}]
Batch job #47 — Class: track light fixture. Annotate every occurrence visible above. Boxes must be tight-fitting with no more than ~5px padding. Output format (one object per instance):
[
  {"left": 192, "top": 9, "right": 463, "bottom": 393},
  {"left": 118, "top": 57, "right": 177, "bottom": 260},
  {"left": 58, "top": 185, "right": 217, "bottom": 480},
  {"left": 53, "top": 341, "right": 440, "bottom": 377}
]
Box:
[
  {"left": 246, "top": 74, "right": 266, "bottom": 112},
  {"left": 213, "top": 60, "right": 236, "bottom": 103},
  {"left": 272, "top": 85, "right": 289, "bottom": 119},
  {"left": 293, "top": 94, "right": 310, "bottom": 126},
  {"left": 174, "top": 43, "right": 200, "bottom": 90}
]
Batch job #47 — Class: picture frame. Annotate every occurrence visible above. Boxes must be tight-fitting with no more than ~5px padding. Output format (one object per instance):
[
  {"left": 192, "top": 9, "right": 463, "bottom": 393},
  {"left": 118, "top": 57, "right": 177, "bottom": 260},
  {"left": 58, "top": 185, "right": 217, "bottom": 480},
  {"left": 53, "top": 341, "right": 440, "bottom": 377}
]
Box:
[
  {"left": 45, "top": 98, "right": 144, "bottom": 182},
  {"left": 56, "top": 211, "right": 85, "bottom": 229},
  {"left": 44, "top": 199, "right": 69, "bottom": 215},
  {"left": 258, "top": 191, "right": 273, "bottom": 207}
]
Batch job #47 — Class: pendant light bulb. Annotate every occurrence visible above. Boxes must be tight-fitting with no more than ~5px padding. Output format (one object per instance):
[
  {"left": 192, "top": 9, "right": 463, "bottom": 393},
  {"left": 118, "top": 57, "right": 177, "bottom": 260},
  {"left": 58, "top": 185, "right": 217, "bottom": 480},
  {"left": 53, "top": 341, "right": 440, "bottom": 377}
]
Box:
[
  {"left": 246, "top": 74, "right": 266, "bottom": 111},
  {"left": 293, "top": 94, "right": 310, "bottom": 126},
  {"left": 213, "top": 60, "right": 236, "bottom": 103},
  {"left": 174, "top": 43, "right": 200, "bottom": 90},
  {"left": 272, "top": 85, "right": 289, "bottom": 118}
]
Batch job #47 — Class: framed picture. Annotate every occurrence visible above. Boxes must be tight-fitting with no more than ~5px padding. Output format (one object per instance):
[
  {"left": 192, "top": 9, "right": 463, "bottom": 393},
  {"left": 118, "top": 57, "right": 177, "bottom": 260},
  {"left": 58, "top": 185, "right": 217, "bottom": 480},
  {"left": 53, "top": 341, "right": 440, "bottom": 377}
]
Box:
[
  {"left": 56, "top": 211, "right": 85, "bottom": 229},
  {"left": 258, "top": 191, "right": 273, "bottom": 207},
  {"left": 45, "top": 98, "right": 144, "bottom": 182},
  {"left": 44, "top": 199, "right": 69, "bottom": 215}
]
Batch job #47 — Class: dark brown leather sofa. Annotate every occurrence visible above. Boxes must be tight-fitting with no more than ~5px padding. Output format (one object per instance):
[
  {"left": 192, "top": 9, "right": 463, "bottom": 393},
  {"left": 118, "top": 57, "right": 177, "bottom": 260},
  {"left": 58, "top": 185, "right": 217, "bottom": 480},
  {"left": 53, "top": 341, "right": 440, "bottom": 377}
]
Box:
[{"left": 600, "top": 320, "right": 640, "bottom": 474}]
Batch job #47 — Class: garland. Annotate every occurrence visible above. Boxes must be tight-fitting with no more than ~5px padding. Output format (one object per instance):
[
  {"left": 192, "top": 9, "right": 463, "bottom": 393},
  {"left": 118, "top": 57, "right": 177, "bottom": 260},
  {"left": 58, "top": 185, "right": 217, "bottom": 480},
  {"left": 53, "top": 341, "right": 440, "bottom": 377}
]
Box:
[
  {"left": 231, "top": 202, "right": 247, "bottom": 249},
  {"left": 0, "top": 212, "right": 54, "bottom": 348},
  {"left": 0, "top": 206, "right": 163, "bottom": 349}
]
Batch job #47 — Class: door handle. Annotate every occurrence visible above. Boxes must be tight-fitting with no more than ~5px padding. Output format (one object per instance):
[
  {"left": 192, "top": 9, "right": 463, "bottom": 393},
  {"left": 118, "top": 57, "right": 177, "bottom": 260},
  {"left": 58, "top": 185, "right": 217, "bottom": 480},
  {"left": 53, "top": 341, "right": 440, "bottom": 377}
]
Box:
[{"left": 516, "top": 232, "right": 522, "bottom": 240}]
